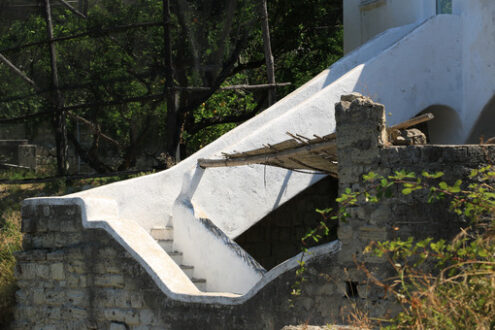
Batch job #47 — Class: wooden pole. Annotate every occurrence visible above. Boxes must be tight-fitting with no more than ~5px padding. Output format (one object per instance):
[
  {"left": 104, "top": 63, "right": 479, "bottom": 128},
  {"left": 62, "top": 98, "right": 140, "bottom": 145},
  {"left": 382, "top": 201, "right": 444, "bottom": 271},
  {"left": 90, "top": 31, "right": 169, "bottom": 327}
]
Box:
[
  {"left": 259, "top": 0, "right": 276, "bottom": 106},
  {"left": 163, "top": 0, "right": 180, "bottom": 159},
  {"left": 197, "top": 113, "right": 435, "bottom": 169},
  {"left": 198, "top": 138, "right": 337, "bottom": 169},
  {"left": 44, "top": 0, "right": 69, "bottom": 176}
]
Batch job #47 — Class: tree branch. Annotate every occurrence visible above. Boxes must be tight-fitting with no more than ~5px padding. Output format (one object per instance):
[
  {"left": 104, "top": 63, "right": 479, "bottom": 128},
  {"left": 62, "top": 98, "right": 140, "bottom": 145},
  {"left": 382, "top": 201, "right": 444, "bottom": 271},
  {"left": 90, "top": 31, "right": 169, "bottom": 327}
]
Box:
[
  {"left": 0, "top": 22, "right": 162, "bottom": 54},
  {"left": 187, "top": 94, "right": 267, "bottom": 135},
  {"left": 56, "top": 0, "right": 86, "bottom": 18},
  {"left": 0, "top": 53, "right": 39, "bottom": 91},
  {"left": 67, "top": 130, "right": 115, "bottom": 173},
  {"left": 66, "top": 111, "right": 121, "bottom": 147}
]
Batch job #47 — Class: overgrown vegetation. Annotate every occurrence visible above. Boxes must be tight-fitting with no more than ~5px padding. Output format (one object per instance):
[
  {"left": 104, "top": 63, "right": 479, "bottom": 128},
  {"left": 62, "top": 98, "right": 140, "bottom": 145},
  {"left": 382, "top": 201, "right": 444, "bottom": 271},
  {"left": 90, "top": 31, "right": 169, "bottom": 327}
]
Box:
[
  {"left": 361, "top": 167, "right": 495, "bottom": 329},
  {"left": 294, "top": 167, "right": 495, "bottom": 329}
]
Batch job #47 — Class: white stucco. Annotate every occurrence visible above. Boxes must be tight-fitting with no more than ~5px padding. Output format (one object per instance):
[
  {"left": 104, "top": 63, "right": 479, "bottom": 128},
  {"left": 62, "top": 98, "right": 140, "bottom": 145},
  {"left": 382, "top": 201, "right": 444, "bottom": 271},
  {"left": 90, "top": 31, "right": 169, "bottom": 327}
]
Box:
[
  {"left": 344, "top": 0, "right": 437, "bottom": 54},
  {"left": 31, "top": 0, "right": 495, "bottom": 296},
  {"left": 454, "top": 0, "right": 495, "bottom": 143},
  {"left": 23, "top": 197, "right": 341, "bottom": 305},
  {"left": 67, "top": 20, "right": 418, "bottom": 237},
  {"left": 172, "top": 170, "right": 264, "bottom": 294}
]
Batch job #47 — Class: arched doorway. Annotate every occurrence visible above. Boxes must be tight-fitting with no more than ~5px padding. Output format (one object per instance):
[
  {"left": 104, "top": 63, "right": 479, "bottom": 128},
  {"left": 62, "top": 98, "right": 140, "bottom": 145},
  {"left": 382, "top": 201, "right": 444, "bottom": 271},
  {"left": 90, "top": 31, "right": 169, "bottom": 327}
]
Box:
[
  {"left": 416, "top": 105, "right": 463, "bottom": 144},
  {"left": 467, "top": 95, "right": 495, "bottom": 144}
]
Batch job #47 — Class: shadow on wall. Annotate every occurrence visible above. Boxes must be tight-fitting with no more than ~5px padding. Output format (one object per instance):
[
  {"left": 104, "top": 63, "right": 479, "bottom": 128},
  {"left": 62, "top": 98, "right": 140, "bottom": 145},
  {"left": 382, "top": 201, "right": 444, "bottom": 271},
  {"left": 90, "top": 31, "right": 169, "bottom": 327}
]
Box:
[
  {"left": 416, "top": 105, "right": 463, "bottom": 144},
  {"left": 235, "top": 176, "right": 339, "bottom": 270},
  {"left": 467, "top": 94, "right": 495, "bottom": 144}
]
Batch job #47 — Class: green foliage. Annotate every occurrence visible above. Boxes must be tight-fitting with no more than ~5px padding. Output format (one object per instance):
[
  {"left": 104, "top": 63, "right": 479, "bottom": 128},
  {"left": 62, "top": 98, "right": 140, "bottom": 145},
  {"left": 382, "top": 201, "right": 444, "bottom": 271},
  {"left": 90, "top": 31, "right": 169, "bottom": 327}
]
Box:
[
  {"left": 360, "top": 168, "right": 495, "bottom": 328},
  {"left": 293, "top": 166, "right": 495, "bottom": 328},
  {"left": 0, "top": 0, "right": 343, "bottom": 168}
]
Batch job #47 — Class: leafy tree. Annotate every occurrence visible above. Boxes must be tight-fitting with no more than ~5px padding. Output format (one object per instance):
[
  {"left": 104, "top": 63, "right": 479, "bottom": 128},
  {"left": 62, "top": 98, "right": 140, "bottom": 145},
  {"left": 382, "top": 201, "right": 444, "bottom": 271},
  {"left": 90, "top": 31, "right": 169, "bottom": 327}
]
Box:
[{"left": 0, "top": 0, "right": 342, "bottom": 173}]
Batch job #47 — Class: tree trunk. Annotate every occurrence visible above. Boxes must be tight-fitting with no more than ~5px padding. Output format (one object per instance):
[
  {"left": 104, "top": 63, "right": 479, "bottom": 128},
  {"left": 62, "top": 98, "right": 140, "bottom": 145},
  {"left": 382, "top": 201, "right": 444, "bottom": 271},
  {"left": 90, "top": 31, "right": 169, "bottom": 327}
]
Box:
[
  {"left": 163, "top": 0, "right": 180, "bottom": 160},
  {"left": 259, "top": 0, "right": 276, "bottom": 107},
  {"left": 44, "top": 0, "right": 69, "bottom": 176}
]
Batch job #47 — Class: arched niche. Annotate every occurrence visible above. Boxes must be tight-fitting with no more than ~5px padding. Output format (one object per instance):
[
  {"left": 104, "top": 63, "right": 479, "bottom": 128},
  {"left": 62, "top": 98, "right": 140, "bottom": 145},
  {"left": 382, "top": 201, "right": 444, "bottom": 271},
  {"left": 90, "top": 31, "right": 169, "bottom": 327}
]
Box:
[
  {"left": 416, "top": 105, "right": 463, "bottom": 144},
  {"left": 467, "top": 94, "right": 495, "bottom": 144}
]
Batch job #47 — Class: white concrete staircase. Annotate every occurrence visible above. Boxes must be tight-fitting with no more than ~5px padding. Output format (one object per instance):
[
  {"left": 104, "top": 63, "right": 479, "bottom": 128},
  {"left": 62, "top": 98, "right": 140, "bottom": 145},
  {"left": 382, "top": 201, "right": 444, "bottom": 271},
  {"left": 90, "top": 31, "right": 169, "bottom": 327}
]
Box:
[{"left": 150, "top": 226, "right": 207, "bottom": 291}]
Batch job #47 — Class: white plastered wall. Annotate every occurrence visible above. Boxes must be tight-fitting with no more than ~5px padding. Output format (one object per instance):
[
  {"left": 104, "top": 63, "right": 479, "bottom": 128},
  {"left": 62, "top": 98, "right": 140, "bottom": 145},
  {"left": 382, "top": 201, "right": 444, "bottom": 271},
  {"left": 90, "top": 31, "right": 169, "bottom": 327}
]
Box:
[
  {"left": 35, "top": 0, "right": 495, "bottom": 297},
  {"left": 344, "top": 0, "right": 436, "bottom": 53},
  {"left": 453, "top": 0, "right": 495, "bottom": 143},
  {"left": 68, "top": 21, "right": 420, "bottom": 237},
  {"left": 69, "top": 14, "right": 467, "bottom": 240}
]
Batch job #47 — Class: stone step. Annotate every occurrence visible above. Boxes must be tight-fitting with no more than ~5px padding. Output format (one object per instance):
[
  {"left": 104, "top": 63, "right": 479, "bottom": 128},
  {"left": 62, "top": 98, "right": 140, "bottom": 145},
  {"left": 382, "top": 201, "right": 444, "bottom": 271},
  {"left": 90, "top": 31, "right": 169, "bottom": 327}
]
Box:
[
  {"left": 157, "top": 239, "right": 174, "bottom": 252},
  {"left": 150, "top": 226, "right": 174, "bottom": 240},
  {"left": 192, "top": 278, "right": 207, "bottom": 292},
  {"left": 168, "top": 250, "right": 183, "bottom": 264},
  {"left": 180, "top": 265, "right": 194, "bottom": 278}
]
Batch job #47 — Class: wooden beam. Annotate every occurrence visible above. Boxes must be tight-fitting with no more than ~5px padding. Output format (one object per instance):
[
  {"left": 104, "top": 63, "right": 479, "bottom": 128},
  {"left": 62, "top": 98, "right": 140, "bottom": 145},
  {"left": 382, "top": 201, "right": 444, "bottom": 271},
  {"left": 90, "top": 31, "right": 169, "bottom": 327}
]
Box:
[
  {"left": 197, "top": 113, "right": 435, "bottom": 170},
  {"left": 390, "top": 113, "right": 435, "bottom": 130},
  {"left": 198, "top": 138, "right": 337, "bottom": 169}
]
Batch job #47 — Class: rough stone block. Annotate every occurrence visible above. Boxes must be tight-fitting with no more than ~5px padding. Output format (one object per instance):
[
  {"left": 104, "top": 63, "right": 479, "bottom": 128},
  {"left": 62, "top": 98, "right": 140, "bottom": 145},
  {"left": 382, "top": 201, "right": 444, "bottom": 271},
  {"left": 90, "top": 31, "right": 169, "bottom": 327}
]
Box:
[
  {"left": 66, "top": 274, "right": 88, "bottom": 288},
  {"left": 95, "top": 274, "right": 125, "bottom": 288},
  {"left": 66, "top": 290, "right": 88, "bottom": 307},
  {"left": 21, "top": 204, "right": 35, "bottom": 218},
  {"left": 95, "top": 260, "right": 121, "bottom": 274},
  {"left": 139, "top": 309, "right": 155, "bottom": 325},
  {"left": 21, "top": 217, "right": 36, "bottom": 233},
  {"left": 50, "top": 263, "right": 65, "bottom": 280},
  {"left": 15, "top": 290, "right": 29, "bottom": 305},
  {"left": 14, "top": 250, "right": 47, "bottom": 262},
  {"left": 98, "top": 247, "right": 118, "bottom": 259},
  {"left": 130, "top": 294, "right": 143, "bottom": 309},
  {"left": 47, "top": 250, "right": 65, "bottom": 261},
  {"left": 46, "top": 306, "right": 61, "bottom": 320},
  {"left": 359, "top": 226, "right": 388, "bottom": 242},
  {"left": 67, "top": 260, "right": 87, "bottom": 274},
  {"left": 109, "top": 322, "right": 128, "bottom": 330},
  {"left": 60, "top": 219, "right": 80, "bottom": 232},
  {"left": 104, "top": 308, "right": 127, "bottom": 323},
  {"left": 63, "top": 306, "right": 88, "bottom": 320},
  {"left": 17, "top": 262, "right": 50, "bottom": 280}
]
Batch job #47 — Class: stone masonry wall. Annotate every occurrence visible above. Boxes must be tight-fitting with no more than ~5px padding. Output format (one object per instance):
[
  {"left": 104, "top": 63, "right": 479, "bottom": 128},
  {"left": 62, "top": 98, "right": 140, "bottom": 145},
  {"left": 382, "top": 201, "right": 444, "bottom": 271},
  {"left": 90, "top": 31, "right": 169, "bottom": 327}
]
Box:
[
  {"left": 13, "top": 203, "right": 352, "bottom": 329},
  {"left": 13, "top": 94, "right": 495, "bottom": 329},
  {"left": 334, "top": 94, "right": 495, "bottom": 316}
]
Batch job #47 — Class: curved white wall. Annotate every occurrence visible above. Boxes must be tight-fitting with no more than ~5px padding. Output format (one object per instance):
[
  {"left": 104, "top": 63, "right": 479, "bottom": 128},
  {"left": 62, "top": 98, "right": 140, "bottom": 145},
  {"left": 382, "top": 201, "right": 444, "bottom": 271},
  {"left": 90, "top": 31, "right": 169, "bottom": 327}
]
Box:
[
  {"left": 67, "top": 3, "right": 493, "bottom": 244},
  {"left": 454, "top": 0, "right": 495, "bottom": 143},
  {"left": 68, "top": 22, "right": 419, "bottom": 237},
  {"left": 33, "top": 0, "right": 495, "bottom": 297}
]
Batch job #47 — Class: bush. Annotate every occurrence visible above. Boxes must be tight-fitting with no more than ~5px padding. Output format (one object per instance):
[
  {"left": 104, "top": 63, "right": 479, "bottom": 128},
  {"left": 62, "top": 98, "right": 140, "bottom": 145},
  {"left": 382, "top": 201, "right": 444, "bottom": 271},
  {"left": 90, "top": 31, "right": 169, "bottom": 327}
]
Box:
[
  {"left": 362, "top": 167, "right": 495, "bottom": 329},
  {"left": 296, "top": 166, "right": 495, "bottom": 329}
]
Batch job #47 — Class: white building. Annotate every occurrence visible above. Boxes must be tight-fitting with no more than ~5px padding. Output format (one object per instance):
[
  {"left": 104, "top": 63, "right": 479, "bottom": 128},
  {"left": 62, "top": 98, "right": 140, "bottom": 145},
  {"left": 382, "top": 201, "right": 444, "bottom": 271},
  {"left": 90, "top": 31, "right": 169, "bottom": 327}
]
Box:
[{"left": 28, "top": 0, "right": 495, "bottom": 298}]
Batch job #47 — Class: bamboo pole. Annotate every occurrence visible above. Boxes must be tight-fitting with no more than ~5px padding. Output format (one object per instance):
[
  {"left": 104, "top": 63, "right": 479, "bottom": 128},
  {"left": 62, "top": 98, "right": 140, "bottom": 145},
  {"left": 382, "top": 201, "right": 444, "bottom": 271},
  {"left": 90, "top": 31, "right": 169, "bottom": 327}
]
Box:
[
  {"left": 44, "top": 0, "right": 69, "bottom": 176},
  {"left": 259, "top": 0, "right": 276, "bottom": 106}
]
